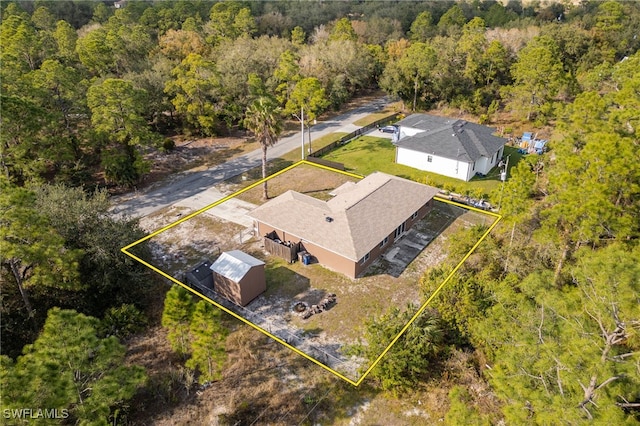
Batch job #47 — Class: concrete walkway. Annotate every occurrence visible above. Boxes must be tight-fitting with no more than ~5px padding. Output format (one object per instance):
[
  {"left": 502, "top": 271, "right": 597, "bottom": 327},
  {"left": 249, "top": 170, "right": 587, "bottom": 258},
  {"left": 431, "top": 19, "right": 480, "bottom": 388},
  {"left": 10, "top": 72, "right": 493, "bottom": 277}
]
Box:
[{"left": 111, "top": 97, "right": 390, "bottom": 219}]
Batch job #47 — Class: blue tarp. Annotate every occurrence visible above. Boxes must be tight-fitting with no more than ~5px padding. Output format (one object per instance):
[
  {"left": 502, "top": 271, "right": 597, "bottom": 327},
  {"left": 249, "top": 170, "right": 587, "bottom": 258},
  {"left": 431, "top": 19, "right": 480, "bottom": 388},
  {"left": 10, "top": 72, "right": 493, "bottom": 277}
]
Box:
[{"left": 534, "top": 139, "right": 547, "bottom": 154}]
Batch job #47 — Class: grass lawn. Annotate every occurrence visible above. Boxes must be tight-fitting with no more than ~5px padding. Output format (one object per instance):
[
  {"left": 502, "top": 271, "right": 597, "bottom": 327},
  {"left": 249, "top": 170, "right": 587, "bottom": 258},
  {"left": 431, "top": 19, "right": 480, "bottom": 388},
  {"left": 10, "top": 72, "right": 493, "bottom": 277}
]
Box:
[
  {"left": 226, "top": 132, "right": 352, "bottom": 197},
  {"left": 352, "top": 110, "right": 399, "bottom": 127},
  {"left": 228, "top": 132, "right": 349, "bottom": 185},
  {"left": 321, "top": 136, "right": 525, "bottom": 198},
  {"left": 278, "top": 132, "right": 349, "bottom": 162},
  {"left": 235, "top": 162, "right": 359, "bottom": 205}
]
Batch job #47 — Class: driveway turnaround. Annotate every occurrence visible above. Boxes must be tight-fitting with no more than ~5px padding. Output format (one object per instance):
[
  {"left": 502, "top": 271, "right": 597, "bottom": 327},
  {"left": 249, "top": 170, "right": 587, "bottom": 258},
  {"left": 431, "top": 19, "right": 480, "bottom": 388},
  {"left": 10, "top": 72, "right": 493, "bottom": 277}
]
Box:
[{"left": 173, "top": 186, "right": 257, "bottom": 228}]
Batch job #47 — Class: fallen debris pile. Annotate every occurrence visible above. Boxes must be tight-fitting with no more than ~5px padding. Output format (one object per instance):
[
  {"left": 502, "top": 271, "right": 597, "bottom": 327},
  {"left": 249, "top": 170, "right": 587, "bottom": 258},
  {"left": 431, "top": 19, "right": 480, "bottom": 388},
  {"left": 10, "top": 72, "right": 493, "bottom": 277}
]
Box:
[{"left": 301, "top": 294, "right": 337, "bottom": 319}]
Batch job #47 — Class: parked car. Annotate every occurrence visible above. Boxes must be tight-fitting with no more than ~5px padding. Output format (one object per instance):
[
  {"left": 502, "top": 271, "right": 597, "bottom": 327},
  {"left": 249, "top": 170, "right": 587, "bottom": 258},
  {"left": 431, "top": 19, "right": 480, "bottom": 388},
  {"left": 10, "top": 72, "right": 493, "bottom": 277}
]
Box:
[{"left": 378, "top": 125, "right": 398, "bottom": 134}]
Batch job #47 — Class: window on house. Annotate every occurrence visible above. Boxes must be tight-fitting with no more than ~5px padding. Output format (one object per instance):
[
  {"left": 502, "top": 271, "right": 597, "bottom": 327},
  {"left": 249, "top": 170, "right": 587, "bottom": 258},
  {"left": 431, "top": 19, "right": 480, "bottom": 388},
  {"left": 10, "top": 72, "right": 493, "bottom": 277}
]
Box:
[
  {"left": 427, "top": 155, "right": 433, "bottom": 163},
  {"left": 394, "top": 222, "right": 406, "bottom": 238},
  {"left": 359, "top": 252, "right": 370, "bottom": 265},
  {"left": 411, "top": 211, "right": 419, "bottom": 219},
  {"left": 379, "top": 236, "right": 389, "bottom": 248}
]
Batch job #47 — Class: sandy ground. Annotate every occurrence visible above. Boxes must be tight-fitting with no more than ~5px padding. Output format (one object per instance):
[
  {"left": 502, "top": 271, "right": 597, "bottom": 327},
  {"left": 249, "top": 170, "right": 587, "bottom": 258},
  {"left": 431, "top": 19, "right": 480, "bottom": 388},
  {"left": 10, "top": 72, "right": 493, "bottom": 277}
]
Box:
[
  {"left": 138, "top": 135, "right": 256, "bottom": 193},
  {"left": 137, "top": 194, "right": 491, "bottom": 385}
]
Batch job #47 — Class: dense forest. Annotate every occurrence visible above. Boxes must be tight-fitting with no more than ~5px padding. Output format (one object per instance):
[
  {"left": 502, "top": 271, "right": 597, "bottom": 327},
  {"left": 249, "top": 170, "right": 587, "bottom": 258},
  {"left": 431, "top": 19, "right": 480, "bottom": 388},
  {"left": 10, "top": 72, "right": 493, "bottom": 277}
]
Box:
[{"left": 1, "top": 0, "right": 639, "bottom": 424}]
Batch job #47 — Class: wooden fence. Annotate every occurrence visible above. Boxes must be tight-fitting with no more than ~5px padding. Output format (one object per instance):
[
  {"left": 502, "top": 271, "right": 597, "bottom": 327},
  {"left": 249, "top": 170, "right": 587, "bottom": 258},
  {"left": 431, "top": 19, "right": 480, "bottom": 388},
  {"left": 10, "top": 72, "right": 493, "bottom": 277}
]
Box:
[
  {"left": 308, "top": 112, "right": 400, "bottom": 159},
  {"left": 263, "top": 231, "right": 300, "bottom": 263},
  {"left": 305, "top": 156, "right": 345, "bottom": 170}
]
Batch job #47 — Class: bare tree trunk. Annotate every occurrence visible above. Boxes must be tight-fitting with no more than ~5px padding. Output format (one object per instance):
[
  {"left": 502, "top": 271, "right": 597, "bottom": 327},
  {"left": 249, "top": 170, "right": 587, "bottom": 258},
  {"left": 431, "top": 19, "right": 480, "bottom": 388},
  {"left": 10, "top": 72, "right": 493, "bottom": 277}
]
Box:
[
  {"left": 413, "top": 75, "right": 419, "bottom": 111},
  {"left": 486, "top": 63, "right": 494, "bottom": 86},
  {"left": 262, "top": 144, "right": 269, "bottom": 200},
  {"left": 554, "top": 244, "right": 569, "bottom": 285},
  {"left": 504, "top": 222, "right": 516, "bottom": 273},
  {"left": 617, "top": 402, "right": 640, "bottom": 409},
  {"left": 578, "top": 374, "right": 620, "bottom": 417},
  {"left": 527, "top": 93, "right": 535, "bottom": 121},
  {"left": 537, "top": 305, "right": 545, "bottom": 344},
  {"left": 8, "top": 259, "right": 36, "bottom": 326},
  {"left": 555, "top": 362, "right": 564, "bottom": 397},
  {"left": 577, "top": 311, "right": 627, "bottom": 416}
]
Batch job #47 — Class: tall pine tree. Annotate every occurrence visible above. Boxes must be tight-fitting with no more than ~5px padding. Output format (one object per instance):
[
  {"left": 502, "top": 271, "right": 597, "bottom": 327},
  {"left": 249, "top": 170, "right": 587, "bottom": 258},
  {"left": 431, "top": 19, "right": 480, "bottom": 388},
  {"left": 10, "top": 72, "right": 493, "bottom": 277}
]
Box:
[
  {"left": 186, "top": 300, "right": 228, "bottom": 384},
  {"left": 0, "top": 308, "right": 146, "bottom": 424},
  {"left": 161, "top": 285, "right": 195, "bottom": 356}
]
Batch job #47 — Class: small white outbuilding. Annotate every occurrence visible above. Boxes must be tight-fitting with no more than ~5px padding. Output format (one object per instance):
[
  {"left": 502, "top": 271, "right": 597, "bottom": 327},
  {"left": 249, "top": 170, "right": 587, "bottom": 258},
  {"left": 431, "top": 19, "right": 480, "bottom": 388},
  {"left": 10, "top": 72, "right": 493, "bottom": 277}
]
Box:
[{"left": 210, "top": 250, "right": 265, "bottom": 306}]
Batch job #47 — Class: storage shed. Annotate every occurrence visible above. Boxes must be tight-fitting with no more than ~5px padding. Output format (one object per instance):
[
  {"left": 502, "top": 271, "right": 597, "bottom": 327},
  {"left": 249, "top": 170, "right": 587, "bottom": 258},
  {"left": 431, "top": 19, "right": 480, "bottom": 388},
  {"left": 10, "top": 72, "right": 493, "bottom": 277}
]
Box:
[{"left": 210, "top": 250, "right": 266, "bottom": 306}]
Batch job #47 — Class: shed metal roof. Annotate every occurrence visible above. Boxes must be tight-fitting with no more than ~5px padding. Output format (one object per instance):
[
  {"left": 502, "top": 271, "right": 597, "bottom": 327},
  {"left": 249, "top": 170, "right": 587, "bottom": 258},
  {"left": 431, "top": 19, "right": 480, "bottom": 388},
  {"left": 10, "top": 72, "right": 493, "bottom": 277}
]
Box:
[{"left": 210, "top": 250, "right": 264, "bottom": 283}]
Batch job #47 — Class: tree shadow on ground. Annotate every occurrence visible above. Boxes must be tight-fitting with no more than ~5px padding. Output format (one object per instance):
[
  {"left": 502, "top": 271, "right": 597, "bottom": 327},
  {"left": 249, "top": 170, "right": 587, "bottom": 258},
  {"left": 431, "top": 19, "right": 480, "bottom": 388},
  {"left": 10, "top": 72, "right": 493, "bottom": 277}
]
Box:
[{"left": 264, "top": 265, "right": 311, "bottom": 299}]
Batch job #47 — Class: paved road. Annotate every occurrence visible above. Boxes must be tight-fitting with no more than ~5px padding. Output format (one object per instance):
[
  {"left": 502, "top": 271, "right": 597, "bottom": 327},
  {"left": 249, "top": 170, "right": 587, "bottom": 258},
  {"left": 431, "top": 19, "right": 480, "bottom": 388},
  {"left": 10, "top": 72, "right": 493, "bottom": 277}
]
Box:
[{"left": 111, "top": 97, "right": 390, "bottom": 218}]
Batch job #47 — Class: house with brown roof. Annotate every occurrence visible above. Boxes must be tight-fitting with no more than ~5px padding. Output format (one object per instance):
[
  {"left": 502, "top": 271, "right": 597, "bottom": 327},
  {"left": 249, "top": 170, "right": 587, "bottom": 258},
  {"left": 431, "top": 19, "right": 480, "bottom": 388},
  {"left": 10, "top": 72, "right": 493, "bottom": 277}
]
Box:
[
  {"left": 247, "top": 172, "right": 439, "bottom": 279},
  {"left": 394, "top": 114, "right": 506, "bottom": 181}
]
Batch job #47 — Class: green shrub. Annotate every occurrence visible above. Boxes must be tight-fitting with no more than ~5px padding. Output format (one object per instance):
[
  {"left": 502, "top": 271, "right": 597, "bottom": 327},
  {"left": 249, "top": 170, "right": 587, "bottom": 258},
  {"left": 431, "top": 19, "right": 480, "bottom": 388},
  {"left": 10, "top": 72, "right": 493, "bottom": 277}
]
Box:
[
  {"left": 162, "top": 138, "right": 176, "bottom": 152},
  {"left": 101, "top": 304, "right": 147, "bottom": 339}
]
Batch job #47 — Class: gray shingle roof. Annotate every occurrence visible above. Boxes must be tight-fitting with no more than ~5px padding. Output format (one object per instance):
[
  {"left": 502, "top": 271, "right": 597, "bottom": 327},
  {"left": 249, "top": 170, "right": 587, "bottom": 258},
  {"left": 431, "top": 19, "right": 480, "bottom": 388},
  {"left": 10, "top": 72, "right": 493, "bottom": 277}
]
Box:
[
  {"left": 210, "top": 250, "right": 264, "bottom": 283},
  {"left": 395, "top": 114, "right": 505, "bottom": 162},
  {"left": 247, "top": 172, "right": 439, "bottom": 261}
]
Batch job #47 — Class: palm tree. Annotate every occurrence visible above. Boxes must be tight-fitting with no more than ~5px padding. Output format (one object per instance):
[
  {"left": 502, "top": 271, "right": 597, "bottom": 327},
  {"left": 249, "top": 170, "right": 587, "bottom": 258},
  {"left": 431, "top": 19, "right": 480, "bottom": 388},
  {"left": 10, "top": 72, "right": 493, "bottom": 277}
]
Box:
[{"left": 243, "top": 96, "right": 283, "bottom": 200}]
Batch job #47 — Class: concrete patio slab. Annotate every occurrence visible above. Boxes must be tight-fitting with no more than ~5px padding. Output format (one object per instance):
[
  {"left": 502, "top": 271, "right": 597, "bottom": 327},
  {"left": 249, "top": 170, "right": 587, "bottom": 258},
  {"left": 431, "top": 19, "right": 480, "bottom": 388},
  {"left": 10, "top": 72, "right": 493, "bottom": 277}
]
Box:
[{"left": 174, "top": 186, "right": 257, "bottom": 228}]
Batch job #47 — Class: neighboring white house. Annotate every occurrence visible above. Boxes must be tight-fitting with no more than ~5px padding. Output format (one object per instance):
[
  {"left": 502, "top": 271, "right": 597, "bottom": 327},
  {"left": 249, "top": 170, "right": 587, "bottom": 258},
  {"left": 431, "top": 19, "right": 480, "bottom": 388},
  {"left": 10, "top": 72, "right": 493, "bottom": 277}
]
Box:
[{"left": 394, "top": 114, "right": 506, "bottom": 181}]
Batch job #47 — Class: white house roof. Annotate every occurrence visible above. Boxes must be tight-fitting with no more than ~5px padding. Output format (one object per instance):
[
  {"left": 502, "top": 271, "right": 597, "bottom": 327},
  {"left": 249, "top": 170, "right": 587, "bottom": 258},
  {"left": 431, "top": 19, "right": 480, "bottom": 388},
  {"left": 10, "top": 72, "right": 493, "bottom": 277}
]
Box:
[
  {"left": 210, "top": 250, "right": 264, "bottom": 283},
  {"left": 247, "top": 172, "right": 439, "bottom": 261},
  {"left": 395, "top": 114, "right": 506, "bottom": 162}
]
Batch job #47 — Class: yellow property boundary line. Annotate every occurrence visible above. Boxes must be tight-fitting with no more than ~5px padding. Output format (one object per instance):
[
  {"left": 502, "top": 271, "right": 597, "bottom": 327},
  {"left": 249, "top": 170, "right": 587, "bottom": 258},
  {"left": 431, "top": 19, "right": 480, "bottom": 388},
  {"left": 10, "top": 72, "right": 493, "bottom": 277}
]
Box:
[{"left": 121, "top": 160, "right": 501, "bottom": 386}]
